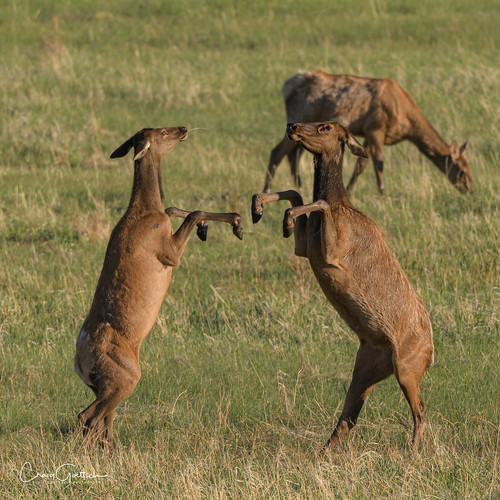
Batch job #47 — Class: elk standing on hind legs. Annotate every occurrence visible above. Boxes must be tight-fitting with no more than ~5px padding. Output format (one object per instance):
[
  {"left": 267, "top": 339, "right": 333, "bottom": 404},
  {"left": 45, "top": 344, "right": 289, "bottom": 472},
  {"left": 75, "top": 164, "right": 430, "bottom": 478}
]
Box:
[
  {"left": 253, "top": 121, "right": 434, "bottom": 454},
  {"left": 263, "top": 69, "right": 474, "bottom": 195},
  {"left": 75, "top": 127, "right": 243, "bottom": 451}
]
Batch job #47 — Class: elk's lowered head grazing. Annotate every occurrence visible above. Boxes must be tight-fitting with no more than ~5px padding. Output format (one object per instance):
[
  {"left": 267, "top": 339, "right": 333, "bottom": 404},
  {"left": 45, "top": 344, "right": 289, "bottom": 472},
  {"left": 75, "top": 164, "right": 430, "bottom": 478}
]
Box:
[{"left": 447, "top": 140, "right": 474, "bottom": 193}]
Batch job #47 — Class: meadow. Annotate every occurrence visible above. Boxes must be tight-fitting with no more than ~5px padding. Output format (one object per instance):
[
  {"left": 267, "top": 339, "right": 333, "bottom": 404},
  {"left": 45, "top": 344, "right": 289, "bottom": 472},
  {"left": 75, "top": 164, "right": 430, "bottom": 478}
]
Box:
[{"left": 0, "top": 0, "right": 499, "bottom": 498}]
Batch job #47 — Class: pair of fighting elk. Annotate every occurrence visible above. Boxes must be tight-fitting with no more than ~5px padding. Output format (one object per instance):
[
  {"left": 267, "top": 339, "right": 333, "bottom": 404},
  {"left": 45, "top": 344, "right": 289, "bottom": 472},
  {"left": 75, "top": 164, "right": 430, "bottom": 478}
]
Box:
[
  {"left": 75, "top": 120, "right": 436, "bottom": 456},
  {"left": 76, "top": 69, "right": 474, "bottom": 454}
]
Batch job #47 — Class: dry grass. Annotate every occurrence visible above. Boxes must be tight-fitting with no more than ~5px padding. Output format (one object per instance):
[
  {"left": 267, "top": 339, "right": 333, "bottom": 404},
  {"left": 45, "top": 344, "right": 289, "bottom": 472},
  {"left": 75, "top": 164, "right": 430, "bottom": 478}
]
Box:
[
  {"left": 1, "top": 0, "right": 499, "bottom": 498},
  {"left": 1, "top": 402, "right": 498, "bottom": 499}
]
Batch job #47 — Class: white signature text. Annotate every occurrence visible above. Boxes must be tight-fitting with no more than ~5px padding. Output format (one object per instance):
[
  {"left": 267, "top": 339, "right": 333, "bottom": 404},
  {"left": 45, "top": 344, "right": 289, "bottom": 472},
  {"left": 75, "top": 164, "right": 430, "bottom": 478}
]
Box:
[{"left": 19, "top": 462, "right": 108, "bottom": 484}]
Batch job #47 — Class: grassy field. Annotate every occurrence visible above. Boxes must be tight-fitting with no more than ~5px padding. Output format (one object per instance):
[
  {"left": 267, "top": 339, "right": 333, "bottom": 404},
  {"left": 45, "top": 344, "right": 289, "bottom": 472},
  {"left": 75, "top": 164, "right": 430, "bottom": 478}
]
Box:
[{"left": 1, "top": 0, "right": 499, "bottom": 498}]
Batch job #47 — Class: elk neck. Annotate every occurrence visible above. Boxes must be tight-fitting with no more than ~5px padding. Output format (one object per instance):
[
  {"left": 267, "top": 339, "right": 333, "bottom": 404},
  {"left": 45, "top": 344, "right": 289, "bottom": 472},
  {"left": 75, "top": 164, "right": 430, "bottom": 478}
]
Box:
[
  {"left": 127, "top": 152, "right": 165, "bottom": 214},
  {"left": 313, "top": 147, "right": 352, "bottom": 207},
  {"left": 408, "top": 112, "right": 455, "bottom": 176}
]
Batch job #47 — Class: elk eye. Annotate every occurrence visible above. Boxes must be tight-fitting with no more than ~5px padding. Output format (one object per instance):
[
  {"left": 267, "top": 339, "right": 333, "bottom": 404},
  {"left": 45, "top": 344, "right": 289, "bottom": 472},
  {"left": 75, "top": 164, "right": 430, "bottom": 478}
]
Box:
[
  {"left": 161, "top": 130, "right": 168, "bottom": 136},
  {"left": 322, "top": 125, "right": 332, "bottom": 131}
]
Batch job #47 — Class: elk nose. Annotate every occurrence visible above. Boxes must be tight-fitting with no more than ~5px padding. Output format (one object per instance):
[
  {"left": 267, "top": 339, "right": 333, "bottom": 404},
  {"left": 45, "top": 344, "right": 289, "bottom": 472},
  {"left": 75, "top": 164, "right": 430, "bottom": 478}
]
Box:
[
  {"left": 179, "top": 126, "right": 187, "bottom": 133},
  {"left": 287, "top": 123, "right": 298, "bottom": 133}
]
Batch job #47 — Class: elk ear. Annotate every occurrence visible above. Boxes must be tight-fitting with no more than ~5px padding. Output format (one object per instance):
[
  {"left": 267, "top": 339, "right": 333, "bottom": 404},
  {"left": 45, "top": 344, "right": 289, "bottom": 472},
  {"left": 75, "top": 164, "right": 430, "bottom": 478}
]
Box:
[
  {"left": 345, "top": 132, "right": 368, "bottom": 158},
  {"left": 459, "top": 141, "right": 468, "bottom": 155},
  {"left": 450, "top": 141, "right": 460, "bottom": 162},
  {"left": 110, "top": 137, "right": 134, "bottom": 159},
  {"left": 133, "top": 139, "right": 151, "bottom": 161}
]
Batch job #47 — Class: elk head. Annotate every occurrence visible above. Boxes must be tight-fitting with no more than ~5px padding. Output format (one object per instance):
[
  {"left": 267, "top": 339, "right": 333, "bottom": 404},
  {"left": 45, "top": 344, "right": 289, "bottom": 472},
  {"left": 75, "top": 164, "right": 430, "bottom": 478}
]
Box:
[{"left": 110, "top": 127, "right": 189, "bottom": 161}]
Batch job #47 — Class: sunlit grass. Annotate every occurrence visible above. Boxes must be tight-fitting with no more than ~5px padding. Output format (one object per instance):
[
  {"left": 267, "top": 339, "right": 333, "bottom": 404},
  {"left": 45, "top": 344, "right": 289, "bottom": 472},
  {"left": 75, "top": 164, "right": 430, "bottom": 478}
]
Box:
[{"left": 1, "top": 0, "right": 499, "bottom": 498}]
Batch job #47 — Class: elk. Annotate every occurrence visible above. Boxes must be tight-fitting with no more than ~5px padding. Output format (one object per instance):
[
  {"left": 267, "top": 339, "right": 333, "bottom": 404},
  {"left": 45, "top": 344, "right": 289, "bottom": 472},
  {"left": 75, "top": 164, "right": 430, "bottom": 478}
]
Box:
[
  {"left": 75, "top": 127, "right": 243, "bottom": 450},
  {"left": 252, "top": 121, "right": 434, "bottom": 453},
  {"left": 263, "top": 69, "right": 474, "bottom": 196}
]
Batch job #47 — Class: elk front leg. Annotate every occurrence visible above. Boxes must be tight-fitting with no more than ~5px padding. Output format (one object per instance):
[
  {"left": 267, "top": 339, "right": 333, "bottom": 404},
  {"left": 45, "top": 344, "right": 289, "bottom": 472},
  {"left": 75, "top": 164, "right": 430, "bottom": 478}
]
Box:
[
  {"left": 160, "top": 210, "right": 242, "bottom": 267},
  {"left": 165, "top": 206, "right": 208, "bottom": 241},
  {"left": 283, "top": 200, "right": 339, "bottom": 266},
  {"left": 170, "top": 210, "right": 242, "bottom": 260},
  {"left": 347, "top": 134, "right": 385, "bottom": 197},
  {"left": 263, "top": 136, "right": 297, "bottom": 192},
  {"left": 251, "top": 190, "right": 308, "bottom": 257},
  {"left": 370, "top": 146, "right": 385, "bottom": 197},
  {"left": 346, "top": 140, "right": 369, "bottom": 196},
  {"left": 251, "top": 190, "right": 305, "bottom": 223},
  {"left": 287, "top": 144, "right": 304, "bottom": 188}
]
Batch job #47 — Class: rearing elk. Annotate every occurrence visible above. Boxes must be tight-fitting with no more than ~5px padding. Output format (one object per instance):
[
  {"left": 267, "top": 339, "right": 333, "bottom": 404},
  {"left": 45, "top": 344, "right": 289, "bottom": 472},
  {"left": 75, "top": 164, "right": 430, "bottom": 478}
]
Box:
[
  {"left": 75, "top": 127, "right": 243, "bottom": 450},
  {"left": 263, "top": 69, "right": 474, "bottom": 196},
  {"left": 253, "top": 121, "right": 434, "bottom": 453}
]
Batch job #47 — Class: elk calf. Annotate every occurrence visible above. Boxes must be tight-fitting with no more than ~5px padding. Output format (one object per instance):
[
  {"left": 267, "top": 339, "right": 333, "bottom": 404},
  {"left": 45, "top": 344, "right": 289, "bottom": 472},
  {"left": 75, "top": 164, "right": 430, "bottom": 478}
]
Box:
[
  {"left": 253, "top": 122, "right": 434, "bottom": 453},
  {"left": 75, "top": 127, "right": 242, "bottom": 450},
  {"left": 263, "top": 69, "right": 473, "bottom": 195}
]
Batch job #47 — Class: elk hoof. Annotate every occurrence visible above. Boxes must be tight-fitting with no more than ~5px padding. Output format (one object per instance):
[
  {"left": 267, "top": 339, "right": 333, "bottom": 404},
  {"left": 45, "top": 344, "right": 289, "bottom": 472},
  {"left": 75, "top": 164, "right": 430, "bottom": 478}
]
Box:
[
  {"left": 252, "top": 210, "right": 263, "bottom": 224},
  {"left": 316, "top": 446, "right": 331, "bottom": 462},
  {"left": 196, "top": 224, "right": 208, "bottom": 241},
  {"left": 283, "top": 212, "right": 294, "bottom": 238},
  {"left": 283, "top": 224, "right": 294, "bottom": 238},
  {"left": 233, "top": 224, "right": 243, "bottom": 240},
  {"left": 251, "top": 195, "right": 263, "bottom": 224}
]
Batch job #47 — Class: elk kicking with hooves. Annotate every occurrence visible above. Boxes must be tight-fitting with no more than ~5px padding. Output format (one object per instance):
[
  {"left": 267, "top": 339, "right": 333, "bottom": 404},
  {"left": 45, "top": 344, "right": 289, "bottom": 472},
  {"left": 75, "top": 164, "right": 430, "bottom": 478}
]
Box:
[
  {"left": 252, "top": 121, "right": 434, "bottom": 454},
  {"left": 75, "top": 126, "right": 243, "bottom": 450},
  {"left": 263, "top": 69, "right": 474, "bottom": 196}
]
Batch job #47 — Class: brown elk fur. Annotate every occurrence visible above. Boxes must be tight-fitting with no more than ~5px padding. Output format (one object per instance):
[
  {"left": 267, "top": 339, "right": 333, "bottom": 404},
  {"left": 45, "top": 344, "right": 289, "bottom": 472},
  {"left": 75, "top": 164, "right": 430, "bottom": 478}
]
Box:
[
  {"left": 263, "top": 69, "right": 474, "bottom": 195},
  {"left": 75, "top": 127, "right": 242, "bottom": 450},
  {"left": 253, "top": 121, "right": 434, "bottom": 453}
]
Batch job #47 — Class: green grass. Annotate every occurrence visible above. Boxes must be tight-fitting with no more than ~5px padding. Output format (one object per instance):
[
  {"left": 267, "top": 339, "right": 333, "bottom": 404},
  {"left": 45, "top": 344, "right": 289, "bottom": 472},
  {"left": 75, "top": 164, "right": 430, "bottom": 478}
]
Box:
[{"left": 1, "top": 0, "right": 499, "bottom": 498}]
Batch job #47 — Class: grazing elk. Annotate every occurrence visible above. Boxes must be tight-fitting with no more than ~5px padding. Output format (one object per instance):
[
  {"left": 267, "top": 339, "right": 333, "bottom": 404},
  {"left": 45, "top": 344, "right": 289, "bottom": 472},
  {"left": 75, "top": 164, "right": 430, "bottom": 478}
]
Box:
[
  {"left": 263, "top": 69, "right": 474, "bottom": 196},
  {"left": 252, "top": 121, "right": 434, "bottom": 453},
  {"left": 75, "top": 127, "right": 243, "bottom": 450}
]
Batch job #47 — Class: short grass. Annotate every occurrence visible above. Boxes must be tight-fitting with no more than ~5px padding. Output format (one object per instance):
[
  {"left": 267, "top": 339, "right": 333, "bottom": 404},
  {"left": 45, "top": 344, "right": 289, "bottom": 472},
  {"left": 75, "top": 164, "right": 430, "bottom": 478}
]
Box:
[{"left": 1, "top": 0, "right": 499, "bottom": 498}]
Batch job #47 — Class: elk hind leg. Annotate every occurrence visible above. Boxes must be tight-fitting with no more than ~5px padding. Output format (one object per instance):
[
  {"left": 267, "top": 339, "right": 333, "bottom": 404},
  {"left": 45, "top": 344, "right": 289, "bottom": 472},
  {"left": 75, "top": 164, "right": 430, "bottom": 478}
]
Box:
[
  {"left": 393, "top": 350, "right": 430, "bottom": 452},
  {"left": 322, "top": 344, "right": 393, "bottom": 455},
  {"left": 78, "top": 360, "right": 140, "bottom": 450},
  {"left": 102, "top": 410, "right": 116, "bottom": 449}
]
